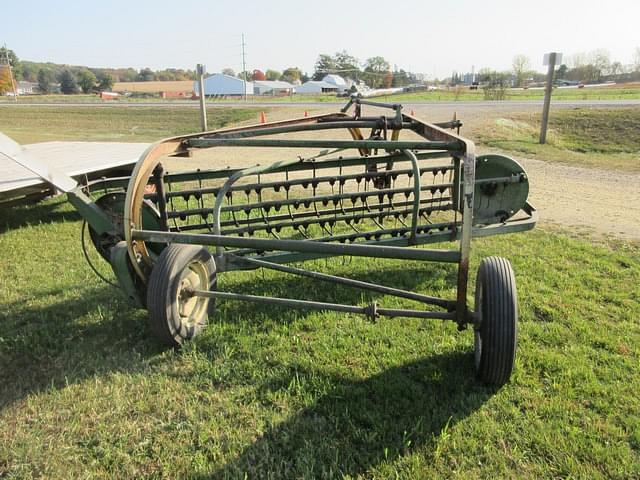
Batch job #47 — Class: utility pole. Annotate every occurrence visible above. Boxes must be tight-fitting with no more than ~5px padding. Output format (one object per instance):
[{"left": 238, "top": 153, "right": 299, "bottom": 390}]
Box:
[
  {"left": 241, "top": 33, "right": 247, "bottom": 101},
  {"left": 196, "top": 64, "right": 207, "bottom": 131},
  {"left": 2, "top": 44, "right": 18, "bottom": 103},
  {"left": 540, "top": 52, "right": 562, "bottom": 144}
]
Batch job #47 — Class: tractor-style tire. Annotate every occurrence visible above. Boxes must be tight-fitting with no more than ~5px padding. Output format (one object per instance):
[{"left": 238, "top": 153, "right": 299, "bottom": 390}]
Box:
[
  {"left": 147, "top": 244, "right": 216, "bottom": 347},
  {"left": 474, "top": 256, "right": 518, "bottom": 386}
]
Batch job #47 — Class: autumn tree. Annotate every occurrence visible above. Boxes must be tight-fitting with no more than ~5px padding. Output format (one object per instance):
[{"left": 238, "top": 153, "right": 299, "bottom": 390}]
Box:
[
  {"left": 0, "top": 66, "right": 13, "bottom": 94},
  {"left": 252, "top": 69, "right": 266, "bottom": 81},
  {"left": 265, "top": 69, "right": 281, "bottom": 81}
]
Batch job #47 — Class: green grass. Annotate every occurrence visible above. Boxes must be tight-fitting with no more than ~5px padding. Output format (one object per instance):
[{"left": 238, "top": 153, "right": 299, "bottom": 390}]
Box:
[
  {"left": 374, "top": 85, "right": 640, "bottom": 103},
  {"left": 1, "top": 197, "right": 639, "bottom": 479},
  {"left": 0, "top": 106, "right": 259, "bottom": 144},
  {"left": 473, "top": 107, "right": 640, "bottom": 171},
  {"left": 3, "top": 83, "right": 640, "bottom": 105},
  {"left": 0, "top": 93, "right": 344, "bottom": 105}
]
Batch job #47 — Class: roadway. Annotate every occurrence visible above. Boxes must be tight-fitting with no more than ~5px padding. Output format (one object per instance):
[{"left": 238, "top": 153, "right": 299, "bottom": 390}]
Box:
[{"left": 1, "top": 99, "right": 639, "bottom": 108}]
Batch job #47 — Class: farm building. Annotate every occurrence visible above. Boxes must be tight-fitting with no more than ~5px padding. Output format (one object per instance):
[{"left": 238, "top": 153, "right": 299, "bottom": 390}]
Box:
[
  {"left": 323, "top": 74, "right": 350, "bottom": 91},
  {"left": 296, "top": 74, "right": 350, "bottom": 94},
  {"left": 193, "top": 74, "right": 253, "bottom": 97},
  {"left": 253, "top": 80, "right": 294, "bottom": 96},
  {"left": 112, "top": 81, "right": 193, "bottom": 97},
  {"left": 17, "top": 81, "right": 37, "bottom": 95}
]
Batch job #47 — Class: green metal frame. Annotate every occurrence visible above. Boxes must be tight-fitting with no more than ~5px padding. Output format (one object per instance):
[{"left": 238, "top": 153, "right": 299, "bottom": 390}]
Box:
[{"left": 70, "top": 97, "right": 536, "bottom": 328}]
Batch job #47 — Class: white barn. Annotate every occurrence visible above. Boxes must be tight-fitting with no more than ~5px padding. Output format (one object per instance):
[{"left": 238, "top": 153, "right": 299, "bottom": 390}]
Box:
[
  {"left": 322, "top": 74, "right": 349, "bottom": 91},
  {"left": 194, "top": 74, "right": 253, "bottom": 96},
  {"left": 253, "top": 80, "right": 295, "bottom": 95},
  {"left": 296, "top": 74, "right": 351, "bottom": 94},
  {"left": 296, "top": 80, "right": 339, "bottom": 94}
]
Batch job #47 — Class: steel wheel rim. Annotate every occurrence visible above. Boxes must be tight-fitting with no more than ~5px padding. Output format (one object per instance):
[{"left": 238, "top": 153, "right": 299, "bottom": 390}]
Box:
[{"left": 176, "top": 261, "right": 209, "bottom": 327}]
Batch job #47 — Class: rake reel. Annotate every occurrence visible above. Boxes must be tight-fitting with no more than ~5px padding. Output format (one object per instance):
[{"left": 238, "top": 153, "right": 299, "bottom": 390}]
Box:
[{"left": 70, "top": 97, "right": 536, "bottom": 386}]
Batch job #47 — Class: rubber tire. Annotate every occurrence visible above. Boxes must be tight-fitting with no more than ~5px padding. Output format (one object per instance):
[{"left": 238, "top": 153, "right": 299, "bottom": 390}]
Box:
[
  {"left": 474, "top": 256, "right": 518, "bottom": 386},
  {"left": 147, "top": 244, "right": 216, "bottom": 347}
]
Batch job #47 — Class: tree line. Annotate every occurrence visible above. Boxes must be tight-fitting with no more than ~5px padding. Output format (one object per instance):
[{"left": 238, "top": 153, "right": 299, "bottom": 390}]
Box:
[
  {"left": 448, "top": 48, "right": 640, "bottom": 88},
  {"left": 2, "top": 46, "right": 640, "bottom": 96},
  {"left": 309, "top": 51, "right": 418, "bottom": 89}
]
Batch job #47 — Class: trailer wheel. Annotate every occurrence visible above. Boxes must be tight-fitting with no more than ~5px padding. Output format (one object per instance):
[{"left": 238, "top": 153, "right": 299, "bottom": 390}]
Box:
[
  {"left": 147, "top": 244, "right": 216, "bottom": 347},
  {"left": 473, "top": 256, "right": 518, "bottom": 386}
]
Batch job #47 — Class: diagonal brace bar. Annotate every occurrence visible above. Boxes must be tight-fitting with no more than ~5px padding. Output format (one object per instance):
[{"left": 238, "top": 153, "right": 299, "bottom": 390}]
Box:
[{"left": 230, "top": 255, "right": 455, "bottom": 309}]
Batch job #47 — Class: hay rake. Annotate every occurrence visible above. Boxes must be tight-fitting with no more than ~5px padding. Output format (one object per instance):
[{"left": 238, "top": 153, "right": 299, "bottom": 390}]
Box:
[{"left": 65, "top": 97, "right": 536, "bottom": 385}]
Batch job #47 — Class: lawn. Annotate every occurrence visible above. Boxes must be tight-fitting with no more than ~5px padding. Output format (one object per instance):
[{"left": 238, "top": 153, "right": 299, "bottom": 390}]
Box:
[
  {"left": 1, "top": 197, "right": 638, "bottom": 479},
  {"left": 472, "top": 107, "right": 640, "bottom": 171},
  {"left": 2, "top": 83, "right": 640, "bottom": 105},
  {"left": 0, "top": 106, "right": 259, "bottom": 144},
  {"left": 373, "top": 84, "right": 640, "bottom": 103}
]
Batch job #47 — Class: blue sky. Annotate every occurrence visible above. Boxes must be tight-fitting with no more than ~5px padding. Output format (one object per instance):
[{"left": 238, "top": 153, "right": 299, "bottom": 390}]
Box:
[{"left": 4, "top": 0, "right": 639, "bottom": 78}]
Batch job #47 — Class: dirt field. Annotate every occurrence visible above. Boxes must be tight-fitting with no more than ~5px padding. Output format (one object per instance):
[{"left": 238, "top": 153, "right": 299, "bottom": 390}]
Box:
[{"left": 163, "top": 104, "right": 640, "bottom": 241}]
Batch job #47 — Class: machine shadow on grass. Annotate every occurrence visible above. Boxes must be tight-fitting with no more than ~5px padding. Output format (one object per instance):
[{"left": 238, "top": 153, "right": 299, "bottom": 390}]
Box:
[
  {"left": 0, "top": 195, "right": 78, "bottom": 232},
  {"left": 213, "top": 260, "right": 458, "bottom": 328},
  {"left": 0, "top": 246, "right": 461, "bottom": 411},
  {"left": 0, "top": 285, "right": 160, "bottom": 409},
  {"left": 194, "top": 265, "right": 488, "bottom": 478},
  {"left": 207, "top": 354, "right": 492, "bottom": 479}
]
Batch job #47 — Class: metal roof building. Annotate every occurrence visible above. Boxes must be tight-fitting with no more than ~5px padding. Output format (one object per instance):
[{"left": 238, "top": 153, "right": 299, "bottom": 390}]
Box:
[
  {"left": 194, "top": 74, "right": 253, "bottom": 96},
  {"left": 296, "top": 74, "right": 351, "bottom": 94},
  {"left": 295, "top": 80, "right": 339, "bottom": 94},
  {"left": 322, "top": 74, "right": 349, "bottom": 90},
  {"left": 253, "top": 80, "right": 295, "bottom": 95}
]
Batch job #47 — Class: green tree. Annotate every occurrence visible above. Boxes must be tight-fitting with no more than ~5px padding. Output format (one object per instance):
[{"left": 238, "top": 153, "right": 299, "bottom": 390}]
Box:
[
  {"left": 77, "top": 70, "right": 97, "bottom": 93},
  {"left": 222, "top": 67, "right": 236, "bottom": 77},
  {"left": 137, "top": 68, "right": 155, "bottom": 81},
  {"left": 281, "top": 67, "right": 302, "bottom": 83},
  {"left": 265, "top": 69, "right": 281, "bottom": 81},
  {"left": 391, "top": 69, "right": 411, "bottom": 87},
  {"left": 634, "top": 47, "right": 640, "bottom": 72},
  {"left": 97, "top": 72, "right": 114, "bottom": 91},
  {"left": 334, "top": 51, "right": 360, "bottom": 80},
  {"left": 313, "top": 54, "right": 336, "bottom": 80},
  {"left": 363, "top": 56, "right": 390, "bottom": 88},
  {"left": 556, "top": 64, "right": 568, "bottom": 79},
  {"left": 20, "top": 62, "right": 37, "bottom": 82},
  {"left": 0, "top": 46, "right": 21, "bottom": 80},
  {"left": 37, "top": 69, "right": 52, "bottom": 94},
  {"left": 58, "top": 69, "right": 78, "bottom": 94},
  {"left": 120, "top": 69, "right": 138, "bottom": 82}
]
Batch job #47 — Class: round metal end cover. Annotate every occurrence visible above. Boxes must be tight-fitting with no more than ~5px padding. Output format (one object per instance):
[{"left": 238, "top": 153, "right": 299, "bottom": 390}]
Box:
[{"left": 473, "top": 154, "right": 529, "bottom": 225}]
